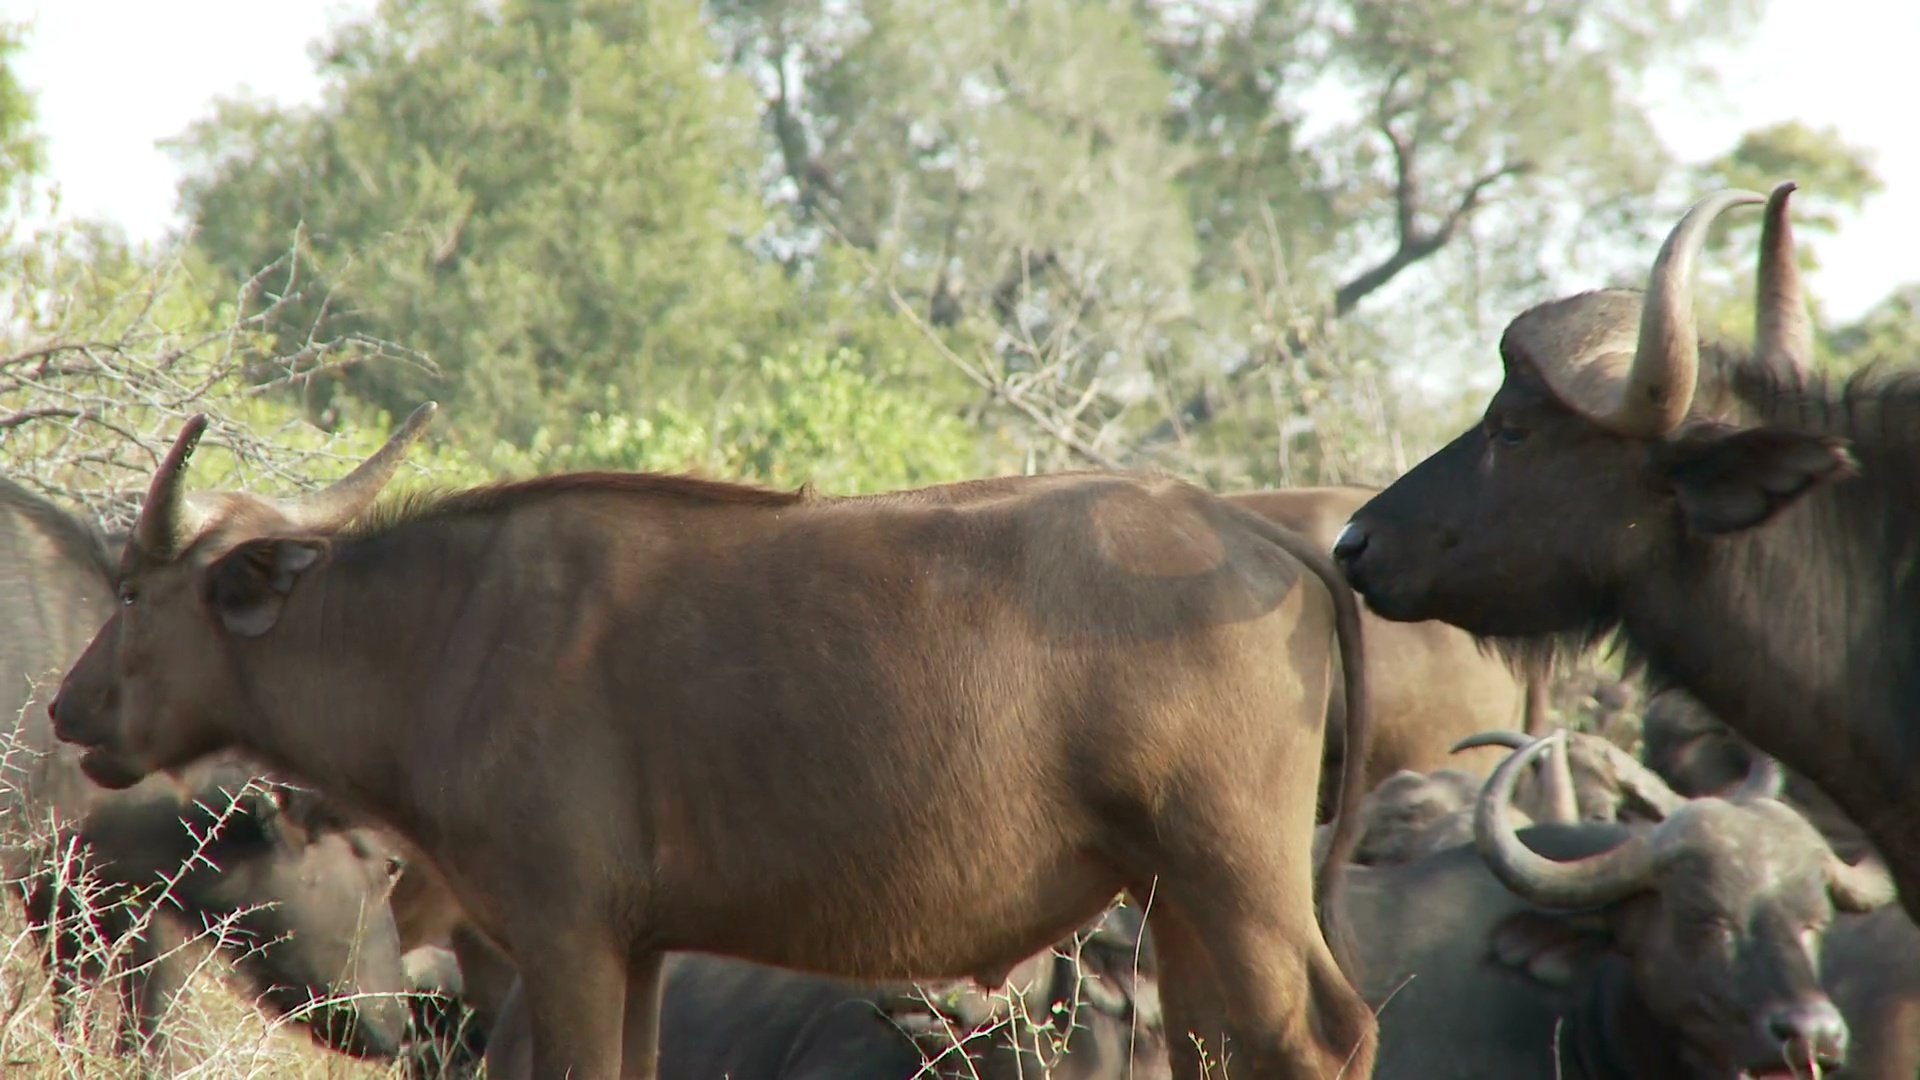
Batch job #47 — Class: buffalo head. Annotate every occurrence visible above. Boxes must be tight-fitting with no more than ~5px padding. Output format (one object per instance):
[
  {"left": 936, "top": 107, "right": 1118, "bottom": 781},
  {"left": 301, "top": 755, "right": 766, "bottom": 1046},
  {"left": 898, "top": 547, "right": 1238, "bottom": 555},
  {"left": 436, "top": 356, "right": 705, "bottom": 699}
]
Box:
[
  {"left": 1332, "top": 184, "right": 1854, "bottom": 645},
  {"left": 47, "top": 404, "right": 437, "bottom": 789},
  {"left": 1478, "top": 732, "right": 1894, "bottom": 1077},
  {"left": 195, "top": 776, "right": 415, "bottom": 1057}
]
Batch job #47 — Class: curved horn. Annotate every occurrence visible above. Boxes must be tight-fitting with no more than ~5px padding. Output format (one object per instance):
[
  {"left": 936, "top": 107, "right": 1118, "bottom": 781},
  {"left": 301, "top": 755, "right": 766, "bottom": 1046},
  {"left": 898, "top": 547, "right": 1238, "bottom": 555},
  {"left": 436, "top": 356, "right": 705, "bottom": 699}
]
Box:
[
  {"left": 274, "top": 402, "right": 438, "bottom": 531},
  {"left": 1456, "top": 729, "right": 1690, "bottom": 823},
  {"left": 1474, "top": 732, "right": 1656, "bottom": 909},
  {"left": 1451, "top": 729, "right": 1577, "bottom": 825},
  {"left": 1450, "top": 730, "right": 1529, "bottom": 755},
  {"left": 1826, "top": 853, "right": 1898, "bottom": 914},
  {"left": 1599, "top": 189, "right": 1768, "bottom": 436},
  {"left": 1732, "top": 752, "right": 1787, "bottom": 802},
  {"left": 131, "top": 415, "right": 210, "bottom": 558},
  {"left": 1576, "top": 735, "right": 1690, "bottom": 822},
  {"left": 1754, "top": 181, "right": 1812, "bottom": 383}
]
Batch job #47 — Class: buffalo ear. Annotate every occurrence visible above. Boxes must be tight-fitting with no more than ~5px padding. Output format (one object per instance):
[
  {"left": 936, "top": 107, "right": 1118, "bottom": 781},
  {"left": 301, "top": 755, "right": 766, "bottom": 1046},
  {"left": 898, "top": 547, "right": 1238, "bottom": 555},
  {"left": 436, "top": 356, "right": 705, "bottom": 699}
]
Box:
[
  {"left": 1659, "top": 426, "right": 1856, "bottom": 536},
  {"left": 1489, "top": 910, "right": 1614, "bottom": 988},
  {"left": 204, "top": 538, "right": 328, "bottom": 637}
]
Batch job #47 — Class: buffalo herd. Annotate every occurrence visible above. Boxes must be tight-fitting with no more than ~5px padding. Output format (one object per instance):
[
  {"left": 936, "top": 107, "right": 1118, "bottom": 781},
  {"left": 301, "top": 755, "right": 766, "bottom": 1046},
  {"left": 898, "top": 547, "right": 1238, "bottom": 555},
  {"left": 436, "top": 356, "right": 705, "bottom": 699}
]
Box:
[{"left": 2, "top": 180, "right": 1915, "bottom": 1079}]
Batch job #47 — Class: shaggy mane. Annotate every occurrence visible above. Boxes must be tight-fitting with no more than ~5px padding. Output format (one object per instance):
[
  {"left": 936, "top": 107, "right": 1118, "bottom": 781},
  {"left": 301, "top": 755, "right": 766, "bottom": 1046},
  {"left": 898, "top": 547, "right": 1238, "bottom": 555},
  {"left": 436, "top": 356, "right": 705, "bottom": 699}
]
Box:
[{"left": 347, "top": 470, "right": 813, "bottom": 537}]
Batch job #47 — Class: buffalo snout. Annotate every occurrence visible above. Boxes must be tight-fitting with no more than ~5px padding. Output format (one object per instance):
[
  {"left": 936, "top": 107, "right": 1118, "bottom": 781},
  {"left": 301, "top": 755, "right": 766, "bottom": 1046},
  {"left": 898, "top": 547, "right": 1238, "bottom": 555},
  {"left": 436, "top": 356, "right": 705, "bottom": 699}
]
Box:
[
  {"left": 297, "top": 991, "right": 412, "bottom": 1060},
  {"left": 1331, "top": 520, "right": 1368, "bottom": 564},
  {"left": 1760, "top": 998, "right": 1848, "bottom": 1072}
]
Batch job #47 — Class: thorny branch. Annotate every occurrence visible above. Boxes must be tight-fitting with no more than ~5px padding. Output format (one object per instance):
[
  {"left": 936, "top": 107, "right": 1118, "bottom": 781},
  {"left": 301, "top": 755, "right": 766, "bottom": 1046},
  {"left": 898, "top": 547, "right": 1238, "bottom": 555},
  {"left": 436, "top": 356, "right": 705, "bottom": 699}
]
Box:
[{"left": 0, "top": 237, "right": 435, "bottom": 533}]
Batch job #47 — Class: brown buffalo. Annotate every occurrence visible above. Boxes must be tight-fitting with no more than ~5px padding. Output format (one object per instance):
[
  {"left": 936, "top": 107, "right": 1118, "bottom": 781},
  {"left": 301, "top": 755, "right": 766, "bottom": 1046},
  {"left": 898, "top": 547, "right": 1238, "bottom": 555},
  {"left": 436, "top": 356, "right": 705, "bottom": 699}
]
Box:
[
  {"left": 0, "top": 477, "right": 414, "bottom": 1070},
  {"left": 1349, "top": 732, "right": 1895, "bottom": 1078},
  {"left": 1228, "top": 487, "right": 1548, "bottom": 802},
  {"left": 1331, "top": 181, "right": 1920, "bottom": 922},
  {"left": 48, "top": 411, "right": 1380, "bottom": 1080}
]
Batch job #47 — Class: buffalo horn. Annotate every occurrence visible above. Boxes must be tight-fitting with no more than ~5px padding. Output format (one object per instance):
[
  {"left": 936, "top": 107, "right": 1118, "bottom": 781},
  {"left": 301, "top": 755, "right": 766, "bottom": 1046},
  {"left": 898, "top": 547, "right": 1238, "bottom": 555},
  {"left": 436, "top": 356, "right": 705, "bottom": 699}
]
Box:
[
  {"left": 1475, "top": 732, "right": 1656, "bottom": 909},
  {"left": 130, "top": 414, "right": 210, "bottom": 559},
  {"left": 1754, "top": 181, "right": 1812, "bottom": 383},
  {"left": 1733, "top": 753, "right": 1788, "bottom": 802},
  {"left": 1451, "top": 730, "right": 1578, "bottom": 825},
  {"left": 1826, "top": 853, "right": 1898, "bottom": 914},
  {"left": 1599, "top": 189, "right": 1767, "bottom": 436},
  {"left": 275, "top": 402, "right": 438, "bottom": 531}
]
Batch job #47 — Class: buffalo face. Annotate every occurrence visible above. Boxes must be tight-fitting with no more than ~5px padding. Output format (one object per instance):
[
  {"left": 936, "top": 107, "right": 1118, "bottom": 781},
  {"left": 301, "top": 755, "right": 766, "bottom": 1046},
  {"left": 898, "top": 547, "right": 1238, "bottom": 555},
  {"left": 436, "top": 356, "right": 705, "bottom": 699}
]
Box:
[
  {"left": 1479, "top": 735, "right": 1895, "bottom": 1078},
  {"left": 49, "top": 546, "right": 256, "bottom": 790},
  {"left": 1335, "top": 368, "right": 1660, "bottom": 639},
  {"left": 196, "top": 782, "right": 414, "bottom": 1058},
  {"left": 48, "top": 405, "right": 436, "bottom": 789},
  {"left": 1334, "top": 185, "right": 1854, "bottom": 647}
]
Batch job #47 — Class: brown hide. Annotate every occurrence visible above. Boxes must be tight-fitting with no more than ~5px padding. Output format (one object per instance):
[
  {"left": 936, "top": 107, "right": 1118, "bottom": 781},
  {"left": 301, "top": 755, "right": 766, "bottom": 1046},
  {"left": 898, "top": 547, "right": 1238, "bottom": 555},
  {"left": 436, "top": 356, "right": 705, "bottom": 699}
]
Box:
[
  {"left": 53, "top": 448, "right": 1379, "bottom": 1080},
  {"left": 1229, "top": 486, "right": 1536, "bottom": 794}
]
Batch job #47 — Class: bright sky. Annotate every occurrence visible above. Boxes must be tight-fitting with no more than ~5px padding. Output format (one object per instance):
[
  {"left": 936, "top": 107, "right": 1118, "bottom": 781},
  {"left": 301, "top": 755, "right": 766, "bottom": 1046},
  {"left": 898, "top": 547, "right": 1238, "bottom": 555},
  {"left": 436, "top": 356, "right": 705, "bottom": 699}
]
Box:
[{"left": 8, "top": 0, "right": 1919, "bottom": 323}]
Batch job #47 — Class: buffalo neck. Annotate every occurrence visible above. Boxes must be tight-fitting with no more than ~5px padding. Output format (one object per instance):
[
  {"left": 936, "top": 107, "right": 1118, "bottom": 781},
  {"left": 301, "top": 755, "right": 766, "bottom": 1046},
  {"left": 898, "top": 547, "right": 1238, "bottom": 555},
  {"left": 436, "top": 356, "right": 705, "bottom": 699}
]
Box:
[
  {"left": 1561, "top": 957, "right": 1690, "bottom": 1080},
  {"left": 1621, "top": 435, "right": 1920, "bottom": 902},
  {"left": 222, "top": 515, "right": 522, "bottom": 845}
]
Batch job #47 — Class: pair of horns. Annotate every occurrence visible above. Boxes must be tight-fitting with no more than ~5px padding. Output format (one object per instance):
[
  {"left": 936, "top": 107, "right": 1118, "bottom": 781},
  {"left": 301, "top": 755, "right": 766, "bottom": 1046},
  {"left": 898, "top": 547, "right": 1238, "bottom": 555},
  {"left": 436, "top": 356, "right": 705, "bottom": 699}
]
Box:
[
  {"left": 130, "top": 403, "right": 439, "bottom": 556},
  {"left": 1534, "top": 181, "right": 1810, "bottom": 437},
  {"left": 1469, "top": 731, "right": 1893, "bottom": 913}
]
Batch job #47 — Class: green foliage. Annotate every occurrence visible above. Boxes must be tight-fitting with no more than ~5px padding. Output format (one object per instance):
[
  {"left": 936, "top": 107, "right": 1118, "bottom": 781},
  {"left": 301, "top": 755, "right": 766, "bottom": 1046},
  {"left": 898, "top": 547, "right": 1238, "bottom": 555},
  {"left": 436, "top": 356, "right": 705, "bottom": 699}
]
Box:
[
  {"left": 0, "top": 21, "right": 43, "bottom": 217},
  {"left": 490, "top": 345, "right": 984, "bottom": 494},
  {"left": 1826, "top": 285, "right": 1920, "bottom": 377},
  {"left": 17, "top": 0, "right": 1889, "bottom": 505},
  {"left": 172, "top": 0, "right": 819, "bottom": 442}
]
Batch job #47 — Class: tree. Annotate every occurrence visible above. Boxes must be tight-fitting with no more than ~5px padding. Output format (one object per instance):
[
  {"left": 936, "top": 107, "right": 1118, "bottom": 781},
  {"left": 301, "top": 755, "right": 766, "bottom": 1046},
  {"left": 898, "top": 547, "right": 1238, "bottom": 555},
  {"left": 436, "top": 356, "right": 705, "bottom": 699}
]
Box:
[
  {"left": 0, "top": 21, "right": 42, "bottom": 221},
  {"left": 712, "top": 0, "right": 1775, "bottom": 484},
  {"left": 171, "top": 0, "right": 941, "bottom": 450}
]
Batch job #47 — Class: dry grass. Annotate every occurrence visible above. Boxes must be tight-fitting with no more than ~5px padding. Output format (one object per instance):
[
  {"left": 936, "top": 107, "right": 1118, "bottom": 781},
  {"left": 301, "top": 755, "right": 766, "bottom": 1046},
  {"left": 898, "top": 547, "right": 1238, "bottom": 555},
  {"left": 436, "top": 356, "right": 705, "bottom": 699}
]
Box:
[{"left": 0, "top": 895, "right": 403, "bottom": 1079}]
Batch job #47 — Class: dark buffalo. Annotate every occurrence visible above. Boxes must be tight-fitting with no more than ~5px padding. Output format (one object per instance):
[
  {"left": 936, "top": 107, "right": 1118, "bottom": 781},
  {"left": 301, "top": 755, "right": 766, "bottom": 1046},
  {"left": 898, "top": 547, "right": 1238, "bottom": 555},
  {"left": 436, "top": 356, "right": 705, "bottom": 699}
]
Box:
[
  {"left": 1347, "top": 732, "right": 1895, "bottom": 1078},
  {"left": 1228, "top": 487, "right": 1547, "bottom": 801},
  {"left": 1331, "top": 181, "right": 1920, "bottom": 920},
  {"left": 0, "top": 477, "right": 412, "bottom": 1070},
  {"left": 1821, "top": 906, "right": 1920, "bottom": 1079},
  {"left": 24, "top": 766, "right": 413, "bottom": 1066},
  {"left": 481, "top": 904, "right": 1167, "bottom": 1080},
  {"left": 48, "top": 409, "right": 1381, "bottom": 1079}
]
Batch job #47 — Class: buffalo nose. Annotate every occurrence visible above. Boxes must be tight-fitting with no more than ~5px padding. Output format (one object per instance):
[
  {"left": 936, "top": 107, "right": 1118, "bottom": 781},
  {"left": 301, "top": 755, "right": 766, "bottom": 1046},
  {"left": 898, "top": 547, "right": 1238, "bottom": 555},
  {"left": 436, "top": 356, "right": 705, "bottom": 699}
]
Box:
[
  {"left": 1765, "top": 1000, "right": 1848, "bottom": 1057},
  {"left": 1331, "top": 520, "right": 1369, "bottom": 565}
]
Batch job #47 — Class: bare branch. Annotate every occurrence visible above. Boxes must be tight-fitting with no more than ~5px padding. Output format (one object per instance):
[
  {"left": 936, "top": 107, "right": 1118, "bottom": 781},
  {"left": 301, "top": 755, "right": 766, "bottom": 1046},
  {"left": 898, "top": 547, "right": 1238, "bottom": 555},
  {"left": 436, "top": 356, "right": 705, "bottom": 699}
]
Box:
[{"left": 0, "top": 232, "right": 436, "bottom": 533}]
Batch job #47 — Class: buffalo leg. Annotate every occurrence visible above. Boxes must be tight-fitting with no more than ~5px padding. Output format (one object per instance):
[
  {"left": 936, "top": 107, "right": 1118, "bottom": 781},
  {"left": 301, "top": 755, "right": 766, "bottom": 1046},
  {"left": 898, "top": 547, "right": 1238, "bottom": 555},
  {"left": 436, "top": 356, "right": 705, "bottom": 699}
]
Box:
[
  {"left": 481, "top": 977, "right": 532, "bottom": 1080},
  {"left": 515, "top": 934, "right": 630, "bottom": 1080},
  {"left": 1123, "top": 799, "right": 1377, "bottom": 1080},
  {"left": 1141, "top": 902, "right": 1230, "bottom": 1080},
  {"left": 1163, "top": 876, "right": 1375, "bottom": 1080},
  {"left": 619, "top": 953, "right": 664, "bottom": 1076}
]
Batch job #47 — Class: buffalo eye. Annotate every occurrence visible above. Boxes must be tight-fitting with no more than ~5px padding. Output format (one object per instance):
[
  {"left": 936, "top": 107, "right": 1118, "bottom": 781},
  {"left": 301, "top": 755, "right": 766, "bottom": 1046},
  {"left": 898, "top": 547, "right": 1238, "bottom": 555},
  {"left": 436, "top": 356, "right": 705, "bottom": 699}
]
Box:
[
  {"left": 1689, "top": 916, "right": 1738, "bottom": 950},
  {"left": 385, "top": 855, "right": 407, "bottom": 880},
  {"left": 1493, "top": 423, "right": 1529, "bottom": 447},
  {"left": 117, "top": 585, "right": 138, "bottom": 607}
]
